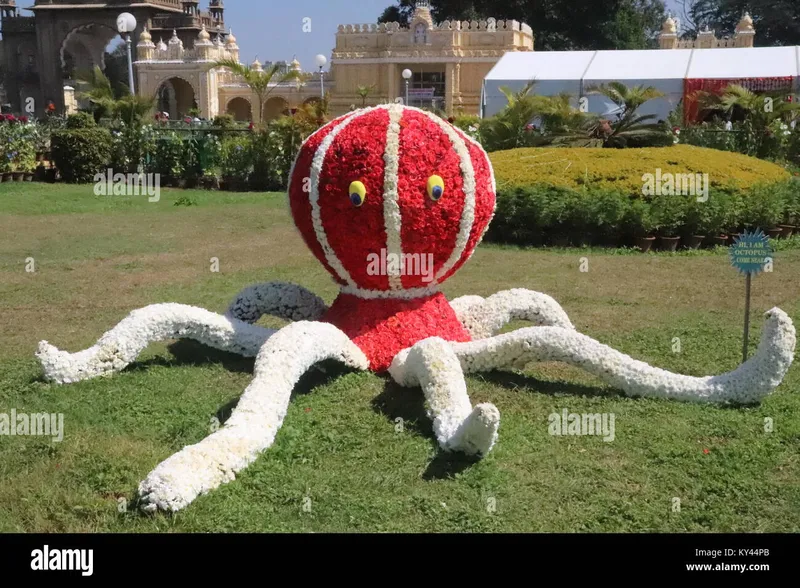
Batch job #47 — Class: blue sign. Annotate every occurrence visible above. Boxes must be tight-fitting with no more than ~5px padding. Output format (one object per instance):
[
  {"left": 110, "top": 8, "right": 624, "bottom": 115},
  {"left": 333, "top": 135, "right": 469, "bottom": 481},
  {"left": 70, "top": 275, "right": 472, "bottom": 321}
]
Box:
[{"left": 729, "top": 230, "right": 773, "bottom": 275}]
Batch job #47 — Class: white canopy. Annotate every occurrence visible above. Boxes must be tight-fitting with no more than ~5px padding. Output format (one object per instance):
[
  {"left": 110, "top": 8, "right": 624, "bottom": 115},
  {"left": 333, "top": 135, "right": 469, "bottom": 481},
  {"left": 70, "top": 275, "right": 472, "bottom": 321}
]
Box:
[{"left": 482, "top": 46, "right": 800, "bottom": 120}]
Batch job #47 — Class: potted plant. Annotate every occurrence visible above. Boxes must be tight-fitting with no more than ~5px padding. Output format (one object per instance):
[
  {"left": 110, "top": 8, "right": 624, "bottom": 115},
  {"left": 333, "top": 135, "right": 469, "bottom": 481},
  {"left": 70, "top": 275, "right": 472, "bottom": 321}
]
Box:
[
  {"left": 743, "top": 184, "right": 785, "bottom": 239},
  {"left": 651, "top": 194, "right": 685, "bottom": 252},
  {"left": 779, "top": 182, "right": 799, "bottom": 238},
  {"left": 703, "top": 192, "right": 731, "bottom": 247},
  {"left": 682, "top": 196, "right": 710, "bottom": 249},
  {"left": 625, "top": 199, "right": 656, "bottom": 252}
]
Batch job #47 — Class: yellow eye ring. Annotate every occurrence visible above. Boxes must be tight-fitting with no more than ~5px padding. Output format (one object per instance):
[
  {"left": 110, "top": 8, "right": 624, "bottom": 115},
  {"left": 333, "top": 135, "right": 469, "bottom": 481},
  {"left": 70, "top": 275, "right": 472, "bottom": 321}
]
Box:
[
  {"left": 349, "top": 181, "right": 366, "bottom": 207},
  {"left": 427, "top": 175, "right": 445, "bottom": 201}
]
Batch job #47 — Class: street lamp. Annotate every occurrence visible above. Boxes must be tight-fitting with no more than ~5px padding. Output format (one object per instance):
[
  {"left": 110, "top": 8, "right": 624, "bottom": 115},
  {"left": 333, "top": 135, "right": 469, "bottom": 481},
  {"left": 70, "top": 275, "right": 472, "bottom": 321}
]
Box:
[
  {"left": 117, "top": 12, "right": 137, "bottom": 95},
  {"left": 402, "top": 68, "right": 412, "bottom": 106},
  {"left": 315, "top": 54, "right": 327, "bottom": 101}
]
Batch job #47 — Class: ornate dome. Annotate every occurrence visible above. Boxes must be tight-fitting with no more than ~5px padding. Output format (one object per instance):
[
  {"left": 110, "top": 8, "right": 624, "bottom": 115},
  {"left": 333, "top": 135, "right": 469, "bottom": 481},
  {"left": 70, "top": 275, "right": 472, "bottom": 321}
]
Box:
[
  {"left": 736, "top": 12, "right": 754, "bottom": 32},
  {"left": 662, "top": 15, "right": 677, "bottom": 34},
  {"left": 290, "top": 57, "right": 301, "bottom": 72},
  {"left": 252, "top": 58, "right": 263, "bottom": 71},
  {"left": 198, "top": 24, "right": 211, "bottom": 42},
  {"left": 168, "top": 30, "right": 182, "bottom": 46},
  {"left": 226, "top": 28, "right": 238, "bottom": 46},
  {"left": 139, "top": 27, "right": 152, "bottom": 43}
]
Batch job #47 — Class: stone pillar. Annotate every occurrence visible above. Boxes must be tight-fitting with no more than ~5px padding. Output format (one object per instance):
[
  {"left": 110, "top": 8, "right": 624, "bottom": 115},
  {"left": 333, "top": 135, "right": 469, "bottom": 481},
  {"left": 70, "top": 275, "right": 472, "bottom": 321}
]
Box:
[
  {"left": 696, "top": 27, "right": 716, "bottom": 49},
  {"left": 445, "top": 62, "right": 454, "bottom": 114},
  {"left": 387, "top": 62, "right": 397, "bottom": 103}
]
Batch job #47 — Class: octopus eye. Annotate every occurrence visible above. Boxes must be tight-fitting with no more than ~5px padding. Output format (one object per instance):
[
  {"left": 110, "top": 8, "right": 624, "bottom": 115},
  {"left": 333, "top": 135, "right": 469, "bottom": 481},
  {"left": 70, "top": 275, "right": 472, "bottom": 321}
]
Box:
[
  {"left": 349, "top": 181, "right": 366, "bottom": 207},
  {"left": 427, "top": 175, "right": 445, "bottom": 201}
]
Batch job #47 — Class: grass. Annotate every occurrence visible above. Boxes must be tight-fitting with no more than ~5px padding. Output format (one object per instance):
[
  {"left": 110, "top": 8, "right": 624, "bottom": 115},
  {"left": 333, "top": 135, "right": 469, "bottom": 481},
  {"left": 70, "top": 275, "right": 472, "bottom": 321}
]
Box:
[{"left": 1, "top": 182, "right": 798, "bottom": 533}]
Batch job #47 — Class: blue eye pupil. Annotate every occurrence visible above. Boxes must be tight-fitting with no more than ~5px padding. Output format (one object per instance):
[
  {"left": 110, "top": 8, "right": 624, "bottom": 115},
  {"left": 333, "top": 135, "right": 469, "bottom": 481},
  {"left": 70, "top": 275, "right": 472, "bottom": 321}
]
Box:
[
  {"left": 350, "top": 193, "right": 361, "bottom": 205},
  {"left": 432, "top": 186, "right": 443, "bottom": 200}
]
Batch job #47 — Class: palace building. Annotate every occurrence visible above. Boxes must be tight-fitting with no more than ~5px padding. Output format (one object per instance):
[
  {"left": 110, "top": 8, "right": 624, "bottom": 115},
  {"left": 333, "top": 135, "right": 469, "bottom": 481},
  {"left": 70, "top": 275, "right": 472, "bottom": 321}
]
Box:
[{"left": 0, "top": 1, "right": 764, "bottom": 121}]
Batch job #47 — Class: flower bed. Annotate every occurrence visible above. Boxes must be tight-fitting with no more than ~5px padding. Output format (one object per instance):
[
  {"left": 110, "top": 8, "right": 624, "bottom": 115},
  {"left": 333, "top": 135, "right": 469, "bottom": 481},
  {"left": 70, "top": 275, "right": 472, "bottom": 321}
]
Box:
[{"left": 489, "top": 145, "right": 790, "bottom": 195}]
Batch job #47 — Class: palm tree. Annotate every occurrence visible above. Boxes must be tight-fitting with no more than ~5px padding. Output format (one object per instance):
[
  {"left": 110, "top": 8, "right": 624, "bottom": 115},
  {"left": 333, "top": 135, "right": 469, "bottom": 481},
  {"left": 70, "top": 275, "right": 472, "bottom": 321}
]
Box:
[
  {"left": 694, "top": 84, "right": 799, "bottom": 126},
  {"left": 74, "top": 66, "right": 116, "bottom": 122},
  {"left": 75, "top": 66, "right": 155, "bottom": 124},
  {"left": 585, "top": 82, "right": 666, "bottom": 142},
  {"left": 479, "top": 81, "right": 543, "bottom": 151},
  {"left": 211, "top": 59, "right": 301, "bottom": 125},
  {"left": 356, "top": 84, "right": 376, "bottom": 107}
]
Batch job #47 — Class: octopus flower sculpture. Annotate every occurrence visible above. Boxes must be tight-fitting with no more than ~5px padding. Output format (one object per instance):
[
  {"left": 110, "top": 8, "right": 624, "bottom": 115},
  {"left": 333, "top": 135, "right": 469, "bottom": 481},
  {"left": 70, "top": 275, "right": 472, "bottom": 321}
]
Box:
[{"left": 36, "top": 104, "right": 796, "bottom": 513}]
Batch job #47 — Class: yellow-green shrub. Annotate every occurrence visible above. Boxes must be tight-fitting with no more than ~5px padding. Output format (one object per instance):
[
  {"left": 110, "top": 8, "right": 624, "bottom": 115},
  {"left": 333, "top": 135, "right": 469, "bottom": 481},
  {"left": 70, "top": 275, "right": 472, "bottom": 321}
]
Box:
[{"left": 489, "top": 145, "right": 790, "bottom": 196}]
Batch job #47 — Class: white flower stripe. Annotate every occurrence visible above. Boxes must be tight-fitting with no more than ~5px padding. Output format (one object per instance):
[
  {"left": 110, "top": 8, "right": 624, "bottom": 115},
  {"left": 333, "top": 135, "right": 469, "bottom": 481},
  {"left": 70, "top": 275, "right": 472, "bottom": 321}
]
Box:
[
  {"left": 339, "top": 283, "right": 439, "bottom": 300},
  {"left": 450, "top": 289, "right": 575, "bottom": 340},
  {"left": 309, "top": 110, "right": 373, "bottom": 289},
  {"left": 138, "top": 322, "right": 369, "bottom": 513},
  {"left": 388, "top": 337, "right": 499, "bottom": 456},
  {"left": 286, "top": 111, "right": 359, "bottom": 215},
  {"left": 225, "top": 282, "right": 328, "bottom": 323},
  {"left": 420, "top": 110, "right": 476, "bottom": 285},
  {"left": 382, "top": 104, "right": 405, "bottom": 290},
  {"left": 36, "top": 304, "right": 275, "bottom": 385},
  {"left": 450, "top": 308, "right": 796, "bottom": 404}
]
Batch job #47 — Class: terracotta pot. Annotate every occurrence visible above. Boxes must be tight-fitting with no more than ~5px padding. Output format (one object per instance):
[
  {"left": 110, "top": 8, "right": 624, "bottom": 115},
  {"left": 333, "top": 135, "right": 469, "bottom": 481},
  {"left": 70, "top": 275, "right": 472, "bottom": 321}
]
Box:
[
  {"left": 24, "top": 173, "right": 33, "bottom": 182},
  {"left": 685, "top": 235, "right": 705, "bottom": 250},
  {"left": 778, "top": 224, "right": 796, "bottom": 239},
  {"left": 710, "top": 235, "right": 729, "bottom": 247},
  {"left": 658, "top": 236, "right": 680, "bottom": 252},
  {"left": 13, "top": 172, "right": 24, "bottom": 181},
  {"left": 766, "top": 227, "right": 783, "bottom": 240},
  {"left": 4, "top": 172, "right": 15, "bottom": 182},
  {"left": 636, "top": 236, "right": 656, "bottom": 253}
]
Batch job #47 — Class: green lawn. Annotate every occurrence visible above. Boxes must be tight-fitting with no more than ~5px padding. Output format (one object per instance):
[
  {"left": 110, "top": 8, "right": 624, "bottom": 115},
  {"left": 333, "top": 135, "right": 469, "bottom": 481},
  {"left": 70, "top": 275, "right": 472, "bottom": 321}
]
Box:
[{"left": 0, "top": 182, "right": 798, "bottom": 533}]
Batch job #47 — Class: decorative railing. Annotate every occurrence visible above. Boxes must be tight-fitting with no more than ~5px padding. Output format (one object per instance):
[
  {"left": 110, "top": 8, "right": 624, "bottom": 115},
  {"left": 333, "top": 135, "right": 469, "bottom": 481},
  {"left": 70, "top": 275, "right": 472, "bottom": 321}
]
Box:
[
  {"left": 0, "top": 15, "right": 35, "bottom": 33},
  {"left": 337, "top": 19, "right": 532, "bottom": 35}
]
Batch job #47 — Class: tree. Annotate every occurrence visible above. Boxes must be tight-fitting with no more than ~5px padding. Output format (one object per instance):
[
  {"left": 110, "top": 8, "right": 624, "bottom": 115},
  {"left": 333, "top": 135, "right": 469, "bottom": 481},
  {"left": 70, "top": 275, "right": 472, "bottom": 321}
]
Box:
[
  {"left": 75, "top": 66, "right": 155, "bottom": 125},
  {"left": 377, "top": 0, "right": 668, "bottom": 50},
  {"left": 211, "top": 60, "right": 300, "bottom": 126},
  {"left": 356, "top": 84, "right": 377, "bottom": 107},
  {"left": 585, "top": 82, "right": 666, "bottom": 144},
  {"left": 682, "top": 0, "right": 800, "bottom": 46}
]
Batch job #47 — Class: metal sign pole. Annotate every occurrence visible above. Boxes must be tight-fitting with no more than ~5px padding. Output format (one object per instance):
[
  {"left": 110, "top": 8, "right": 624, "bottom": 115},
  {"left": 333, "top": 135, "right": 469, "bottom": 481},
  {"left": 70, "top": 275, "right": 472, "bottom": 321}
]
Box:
[{"left": 742, "top": 272, "right": 752, "bottom": 362}]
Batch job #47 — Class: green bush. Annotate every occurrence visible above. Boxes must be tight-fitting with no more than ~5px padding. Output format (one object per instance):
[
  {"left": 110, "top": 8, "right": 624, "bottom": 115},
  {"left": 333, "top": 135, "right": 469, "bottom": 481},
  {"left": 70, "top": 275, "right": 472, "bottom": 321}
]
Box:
[
  {"left": 51, "top": 127, "right": 113, "bottom": 183},
  {"left": 151, "top": 131, "right": 185, "bottom": 178},
  {"left": 220, "top": 135, "right": 253, "bottom": 185},
  {"left": 605, "top": 130, "right": 675, "bottom": 149},
  {"left": 65, "top": 112, "right": 97, "bottom": 130},
  {"left": 487, "top": 180, "right": 795, "bottom": 247}
]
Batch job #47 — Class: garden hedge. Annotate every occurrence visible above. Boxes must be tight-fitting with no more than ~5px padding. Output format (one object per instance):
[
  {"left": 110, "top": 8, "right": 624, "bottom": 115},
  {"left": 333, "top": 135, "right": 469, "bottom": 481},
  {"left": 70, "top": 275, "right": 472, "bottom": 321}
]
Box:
[
  {"left": 51, "top": 124, "right": 113, "bottom": 184},
  {"left": 489, "top": 145, "right": 790, "bottom": 195}
]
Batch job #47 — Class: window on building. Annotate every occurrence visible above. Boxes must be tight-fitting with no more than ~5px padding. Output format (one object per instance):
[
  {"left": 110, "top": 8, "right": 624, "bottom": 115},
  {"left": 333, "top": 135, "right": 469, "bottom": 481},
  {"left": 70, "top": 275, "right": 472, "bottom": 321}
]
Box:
[
  {"left": 414, "top": 23, "right": 427, "bottom": 44},
  {"left": 408, "top": 70, "right": 445, "bottom": 110}
]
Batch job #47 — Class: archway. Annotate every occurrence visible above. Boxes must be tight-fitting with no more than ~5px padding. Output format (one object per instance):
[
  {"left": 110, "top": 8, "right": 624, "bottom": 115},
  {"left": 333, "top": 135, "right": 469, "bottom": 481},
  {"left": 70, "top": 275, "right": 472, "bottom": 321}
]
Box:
[
  {"left": 227, "top": 97, "right": 252, "bottom": 121},
  {"left": 264, "top": 96, "right": 290, "bottom": 122},
  {"left": 61, "top": 24, "right": 119, "bottom": 81},
  {"left": 156, "top": 77, "right": 197, "bottom": 120}
]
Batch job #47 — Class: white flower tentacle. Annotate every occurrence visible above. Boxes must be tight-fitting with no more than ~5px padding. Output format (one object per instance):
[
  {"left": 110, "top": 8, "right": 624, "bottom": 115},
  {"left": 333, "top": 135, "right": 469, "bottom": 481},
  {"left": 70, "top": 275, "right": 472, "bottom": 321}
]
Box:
[
  {"left": 37, "top": 304, "right": 275, "bottom": 385},
  {"left": 225, "top": 282, "right": 328, "bottom": 323},
  {"left": 451, "top": 289, "right": 575, "bottom": 340},
  {"left": 389, "top": 337, "right": 500, "bottom": 456},
  {"left": 451, "top": 308, "right": 796, "bottom": 405},
  {"left": 138, "top": 322, "right": 369, "bottom": 513}
]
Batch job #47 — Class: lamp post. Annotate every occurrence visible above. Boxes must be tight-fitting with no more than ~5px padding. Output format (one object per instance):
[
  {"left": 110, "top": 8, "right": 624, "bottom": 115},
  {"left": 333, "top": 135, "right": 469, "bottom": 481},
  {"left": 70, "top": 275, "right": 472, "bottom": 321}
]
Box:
[
  {"left": 117, "top": 12, "right": 137, "bottom": 94},
  {"left": 402, "top": 68, "right": 412, "bottom": 106},
  {"left": 315, "top": 54, "right": 327, "bottom": 101}
]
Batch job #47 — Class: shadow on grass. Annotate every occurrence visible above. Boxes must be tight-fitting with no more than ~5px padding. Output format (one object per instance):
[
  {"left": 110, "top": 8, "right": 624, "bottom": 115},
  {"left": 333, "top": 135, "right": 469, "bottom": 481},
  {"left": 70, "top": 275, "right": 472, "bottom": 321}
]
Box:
[
  {"left": 476, "top": 369, "right": 622, "bottom": 399},
  {"left": 371, "top": 379, "right": 481, "bottom": 481}
]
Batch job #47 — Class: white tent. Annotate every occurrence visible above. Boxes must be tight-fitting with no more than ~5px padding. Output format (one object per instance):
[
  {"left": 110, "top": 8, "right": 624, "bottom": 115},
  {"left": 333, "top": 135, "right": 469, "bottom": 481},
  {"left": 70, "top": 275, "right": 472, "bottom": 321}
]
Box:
[{"left": 482, "top": 46, "right": 800, "bottom": 121}]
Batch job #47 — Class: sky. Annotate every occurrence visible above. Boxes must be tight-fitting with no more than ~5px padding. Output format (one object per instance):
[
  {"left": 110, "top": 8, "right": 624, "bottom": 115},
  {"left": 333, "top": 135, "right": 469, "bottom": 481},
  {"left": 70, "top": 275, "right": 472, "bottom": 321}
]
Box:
[{"left": 224, "top": 0, "right": 394, "bottom": 72}]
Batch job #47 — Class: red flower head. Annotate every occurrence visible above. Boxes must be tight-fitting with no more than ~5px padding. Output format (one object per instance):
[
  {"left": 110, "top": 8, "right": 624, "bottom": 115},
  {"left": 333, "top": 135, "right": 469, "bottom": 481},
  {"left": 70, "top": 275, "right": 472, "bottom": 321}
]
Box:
[
  {"left": 289, "top": 104, "right": 496, "bottom": 294},
  {"left": 287, "top": 104, "right": 497, "bottom": 370},
  {"left": 20, "top": 116, "right": 29, "bottom": 123}
]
